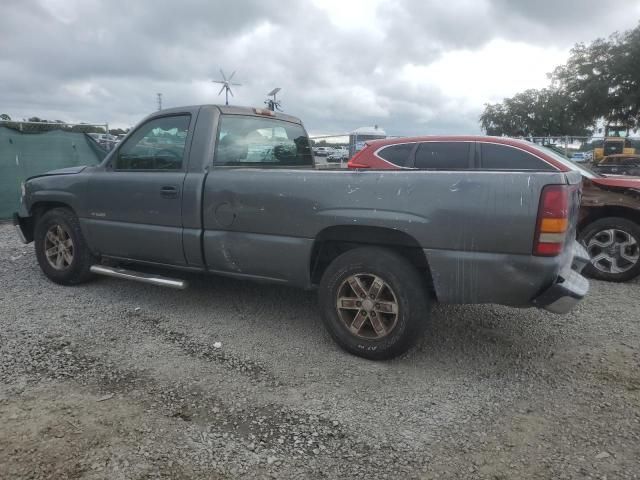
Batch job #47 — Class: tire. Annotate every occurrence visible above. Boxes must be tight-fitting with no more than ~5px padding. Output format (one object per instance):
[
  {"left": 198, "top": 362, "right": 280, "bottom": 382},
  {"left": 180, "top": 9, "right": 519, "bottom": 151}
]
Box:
[
  {"left": 34, "top": 207, "right": 95, "bottom": 285},
  {"left": 579, "top": 217, "right": 640, "bottom": 282},
  {"left": 318, "top": 247, "right": 430, "bottom": 360}
]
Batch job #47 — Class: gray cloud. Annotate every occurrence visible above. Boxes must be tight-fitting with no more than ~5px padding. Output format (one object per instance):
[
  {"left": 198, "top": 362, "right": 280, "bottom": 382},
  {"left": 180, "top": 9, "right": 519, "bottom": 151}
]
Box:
[{"left": 1, "top": 0, "right": 639, "bottom": 135}]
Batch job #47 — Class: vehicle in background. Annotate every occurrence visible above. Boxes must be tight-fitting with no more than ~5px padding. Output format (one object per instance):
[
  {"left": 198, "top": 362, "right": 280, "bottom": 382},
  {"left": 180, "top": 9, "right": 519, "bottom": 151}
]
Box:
[
  {"left": 313, "top": 146, "right": 332, "bottom": 157},
  {"left": 592, "top": 125, "right": 636, "bottom": 162},
  {"left": 593, "top": 154, "right": 640, "bottom": 177},
  {"left": 348, "top": 136, "right": 640, "bottom": 282},
  {"left": 571, "top": 152, "right": 588, "bottom": 163},
  {"left": 89, "top": 133, "right": 119, "bottom": 151},
  {"left": 327, "top": 147, "right": 349, "bottom": 163},
  {"left": 14, "top": 109, "right": 589, "bottom": 360}
]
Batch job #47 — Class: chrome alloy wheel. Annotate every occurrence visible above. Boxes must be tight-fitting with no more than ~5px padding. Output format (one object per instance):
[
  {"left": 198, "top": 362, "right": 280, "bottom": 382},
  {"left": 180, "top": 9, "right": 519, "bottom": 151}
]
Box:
[
  {"left": 44, "top": 224, "right": 74, "bottom": 270},
  {"left": 586, "top": 228, "right": 640, "bottom": 274},
  {"left": 336, "top": 273, "right": 399, "bottom": 339}
]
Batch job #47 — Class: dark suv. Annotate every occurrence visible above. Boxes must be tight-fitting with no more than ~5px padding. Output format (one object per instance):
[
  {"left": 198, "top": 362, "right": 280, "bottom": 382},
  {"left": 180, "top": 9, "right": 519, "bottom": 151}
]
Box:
[
  {"left": 348, "top": 136, "right": 640, "bottom": 282},
  {"left": 593, "top": 154, "right": 640, "bottom": 177}
]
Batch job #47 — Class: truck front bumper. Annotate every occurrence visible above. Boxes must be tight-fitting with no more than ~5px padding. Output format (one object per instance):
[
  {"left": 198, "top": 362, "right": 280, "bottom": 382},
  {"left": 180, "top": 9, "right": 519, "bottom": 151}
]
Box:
[{"left": 532, "top": 242, "right": 590, "bottom": 314}]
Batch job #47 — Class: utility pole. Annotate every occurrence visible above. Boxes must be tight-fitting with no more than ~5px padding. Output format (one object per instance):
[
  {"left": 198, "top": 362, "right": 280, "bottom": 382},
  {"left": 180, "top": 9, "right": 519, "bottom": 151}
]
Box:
[{"left": 157, "top": 93, "right": 163, "bottom": 111}]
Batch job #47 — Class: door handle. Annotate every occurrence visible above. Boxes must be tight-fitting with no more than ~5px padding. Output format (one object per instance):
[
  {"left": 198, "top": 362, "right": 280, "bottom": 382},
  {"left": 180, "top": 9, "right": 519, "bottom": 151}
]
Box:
[{"left": 160, "top": 185, "right": 179, "bottom": 199}]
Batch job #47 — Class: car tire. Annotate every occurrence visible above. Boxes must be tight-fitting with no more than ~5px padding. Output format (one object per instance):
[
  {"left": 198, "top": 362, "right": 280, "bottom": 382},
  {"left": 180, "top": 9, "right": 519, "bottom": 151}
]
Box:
[
  {"left": 318, "top": 247, "right": 430, "bottom": 360},
  {"left": 34, "top": 207, "right": 95, "bottom": 285},
  {"left": 579, "top": 217, "right": 640, "bottom": 282}
]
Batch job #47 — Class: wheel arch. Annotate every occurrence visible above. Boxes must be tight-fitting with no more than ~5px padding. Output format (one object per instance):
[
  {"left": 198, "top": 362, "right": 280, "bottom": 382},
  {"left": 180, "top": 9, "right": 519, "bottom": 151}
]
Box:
[
  {"left": 579, "top": 206, "right": 640, "bottom": 232},
  {"left": 19, "top": 201, "right": 78, "bottom": 243},
  {"left": 309, "top": 225, "right": 435, "bottom": 298}
]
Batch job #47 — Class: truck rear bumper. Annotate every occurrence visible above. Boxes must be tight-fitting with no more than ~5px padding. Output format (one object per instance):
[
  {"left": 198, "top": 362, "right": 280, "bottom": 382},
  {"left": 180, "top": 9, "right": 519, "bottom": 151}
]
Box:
[
  {"left": 532, "top": 242, "right": 590, "bottom": 314},
  {"left": 423, "top": 241, "right": 589, "bottom": 312}
]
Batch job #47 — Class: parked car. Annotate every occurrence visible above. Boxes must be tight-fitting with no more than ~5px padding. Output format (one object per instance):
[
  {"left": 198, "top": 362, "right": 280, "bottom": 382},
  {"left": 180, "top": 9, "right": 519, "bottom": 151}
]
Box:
[
  {"left": 313, "top": 146, "right": 332, "bottom": 157},
  {"left": 593, "top": 154, "right": 640, "bottom": 177},
  {"left": 14, "top": 108, "right": 588, "bottom": 359},
  {"left": 348, "top": 136, "right": 640, "bottom": 282},
  {"left": 571, "top": 152, "right": 588, "bottom": 162},
  {"left": 327, "top": 147, "right": 349, "bottom": 163}
]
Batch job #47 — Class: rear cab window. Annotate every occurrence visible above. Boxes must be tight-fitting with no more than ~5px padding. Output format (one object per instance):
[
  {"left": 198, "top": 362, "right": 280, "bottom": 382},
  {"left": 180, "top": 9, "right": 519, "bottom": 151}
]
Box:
[
  {"left": 480, "top": 143, "right": 555, "bottom": 171},
  {"left": 214, "top": 115, "right": 313, "bottom": 168}
]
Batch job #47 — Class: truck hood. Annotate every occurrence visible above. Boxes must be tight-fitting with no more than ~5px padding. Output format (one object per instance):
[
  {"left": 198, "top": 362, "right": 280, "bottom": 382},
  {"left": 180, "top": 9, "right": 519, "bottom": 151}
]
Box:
[
  {"left": 27, "top": 166, "right": 87, "bottom": 181},
  {"left": 591, "top": 176, "right": 640, "bottom": 189}
]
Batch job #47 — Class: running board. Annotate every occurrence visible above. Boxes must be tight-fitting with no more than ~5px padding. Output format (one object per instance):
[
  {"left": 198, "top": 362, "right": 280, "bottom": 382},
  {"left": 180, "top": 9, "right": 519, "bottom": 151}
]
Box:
[{"left": 90, "top": 265, "right": 188, "bottom": 290}]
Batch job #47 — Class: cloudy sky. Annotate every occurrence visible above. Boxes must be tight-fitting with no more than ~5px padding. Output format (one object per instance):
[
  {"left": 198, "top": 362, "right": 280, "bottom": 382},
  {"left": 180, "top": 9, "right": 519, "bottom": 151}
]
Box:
[{"left": 1, "top": 0, "right": 640, "bottom": 136}]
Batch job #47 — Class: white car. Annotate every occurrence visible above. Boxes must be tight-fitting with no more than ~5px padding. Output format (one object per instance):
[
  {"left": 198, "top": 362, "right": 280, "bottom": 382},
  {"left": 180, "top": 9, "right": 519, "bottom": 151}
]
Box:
[
  {"left": 571, "top": 152, "right": 588, "bottom": 163},
  {"left": 313, "top": 146, "right": 333, "bottom": 157},
  {"left": 327, "top": 148, "right": 349, "bottom": 163}
]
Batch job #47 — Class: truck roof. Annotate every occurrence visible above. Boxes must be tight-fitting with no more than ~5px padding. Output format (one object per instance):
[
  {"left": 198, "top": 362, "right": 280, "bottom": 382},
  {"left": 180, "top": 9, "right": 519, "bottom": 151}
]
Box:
[{"left": 146, "top": 104, "right": 304, "bottom": 125}]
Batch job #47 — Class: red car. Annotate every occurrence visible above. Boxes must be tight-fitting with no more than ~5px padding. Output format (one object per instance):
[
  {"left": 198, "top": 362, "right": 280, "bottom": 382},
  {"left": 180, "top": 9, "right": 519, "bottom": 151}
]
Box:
[{"left": 348, "top": 136, "right": 640, "bottom": 282}]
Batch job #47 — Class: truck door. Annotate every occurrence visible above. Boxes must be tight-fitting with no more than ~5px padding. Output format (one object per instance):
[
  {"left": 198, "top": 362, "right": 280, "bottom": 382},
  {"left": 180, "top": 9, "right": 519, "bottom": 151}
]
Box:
[
  {"left": 202, "top": 113, "right": 315, "bottom": 283},
  {"left": 85, "top": 113, "right": 194, "bottom": 265}
]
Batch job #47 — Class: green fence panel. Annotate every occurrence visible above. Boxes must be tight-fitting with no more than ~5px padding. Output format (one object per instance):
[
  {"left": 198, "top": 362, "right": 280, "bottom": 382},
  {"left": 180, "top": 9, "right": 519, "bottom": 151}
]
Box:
[{"left": 0, "top": 127, "right": 105, "bottom": 219}]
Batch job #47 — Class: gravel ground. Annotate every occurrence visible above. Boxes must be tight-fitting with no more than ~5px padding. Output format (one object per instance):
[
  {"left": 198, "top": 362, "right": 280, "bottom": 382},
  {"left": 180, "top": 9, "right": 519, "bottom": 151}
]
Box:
[{"left": 0, "top": 222, "right": 639, "bottom": 479}]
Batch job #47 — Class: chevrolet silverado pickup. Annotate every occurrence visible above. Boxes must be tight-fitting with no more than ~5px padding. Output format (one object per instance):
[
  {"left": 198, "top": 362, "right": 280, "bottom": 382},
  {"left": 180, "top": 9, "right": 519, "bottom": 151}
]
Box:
[{"left": 14, "top": 105, "right": 589, "bottom": 359}]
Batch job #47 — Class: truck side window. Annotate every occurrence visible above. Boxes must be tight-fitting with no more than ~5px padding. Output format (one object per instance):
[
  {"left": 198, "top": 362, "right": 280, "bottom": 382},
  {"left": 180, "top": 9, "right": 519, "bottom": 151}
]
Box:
[
  {"left": 377, "top": 143, "right": 414, "bottom": 167},
  {"left": 214, "top": 115, "right": 313, "bottom": 167},
  {"left": 481, "top": 143, "right": 555, "bottom": 171},
  {"left": 115, "top": 115, "right": 190, "bottom": 171},
  {"left": 414, "top": 142, "right": 470, "bottom": 169}
]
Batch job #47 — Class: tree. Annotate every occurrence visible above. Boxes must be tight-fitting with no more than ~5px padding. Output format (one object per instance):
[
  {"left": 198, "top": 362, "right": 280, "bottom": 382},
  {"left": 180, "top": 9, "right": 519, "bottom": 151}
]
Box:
[
  {"left": 480, "top": 88, "right": 592, "bottom": 137},
  {"left": 481, "top": 22, "right": 640, "bottom": 136},
  {"left": 0, "top": 113, "right": 10, "bottom": 121}
]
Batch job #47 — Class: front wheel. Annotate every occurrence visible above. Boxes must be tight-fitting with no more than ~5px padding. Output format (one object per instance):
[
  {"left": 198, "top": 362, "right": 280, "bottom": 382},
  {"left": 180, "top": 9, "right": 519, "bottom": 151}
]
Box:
[
  {"left": 318, "top": 247, "right": 430, "bottom": 360},
  {"left": 580, "top": 217, "right": 640, "bottom": 282},
  {"left": 34, "top": 208, "right": 95, "bottom": 285}
]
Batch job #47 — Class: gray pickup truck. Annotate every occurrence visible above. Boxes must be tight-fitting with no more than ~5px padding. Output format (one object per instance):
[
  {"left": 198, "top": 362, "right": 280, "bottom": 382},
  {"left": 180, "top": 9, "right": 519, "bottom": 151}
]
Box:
[{"left": 14, "top": 105, "right": 589, "bottom": 359}]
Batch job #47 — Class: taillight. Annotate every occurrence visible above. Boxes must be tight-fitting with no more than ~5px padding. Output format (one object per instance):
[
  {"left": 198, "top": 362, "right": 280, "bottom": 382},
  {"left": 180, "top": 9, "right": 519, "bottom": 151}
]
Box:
[
  {"left": 533, "top": 184, "right": 570, "bottom": 256},
  {"left": 347, "top": 147, "right": 371, "bottom": 169}
]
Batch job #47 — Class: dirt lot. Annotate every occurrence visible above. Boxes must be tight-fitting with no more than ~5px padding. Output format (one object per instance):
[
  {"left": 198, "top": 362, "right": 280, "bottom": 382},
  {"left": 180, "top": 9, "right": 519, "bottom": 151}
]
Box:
[{"left": 0, "top": 223, "right": 639, "bottom": 479}]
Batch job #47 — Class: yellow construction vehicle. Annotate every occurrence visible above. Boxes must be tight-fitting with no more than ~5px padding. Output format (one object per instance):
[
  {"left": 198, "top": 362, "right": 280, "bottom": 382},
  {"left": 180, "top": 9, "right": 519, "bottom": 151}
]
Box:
[{"left": 593, "top": 125, "right": 636, "bottom": 162}]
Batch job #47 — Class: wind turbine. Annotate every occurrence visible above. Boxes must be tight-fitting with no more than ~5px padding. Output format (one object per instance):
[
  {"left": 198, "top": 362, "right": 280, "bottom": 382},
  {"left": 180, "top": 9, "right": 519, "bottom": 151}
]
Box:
[{"left": 212, "top": 69, "right": 241, "bottom": 106}]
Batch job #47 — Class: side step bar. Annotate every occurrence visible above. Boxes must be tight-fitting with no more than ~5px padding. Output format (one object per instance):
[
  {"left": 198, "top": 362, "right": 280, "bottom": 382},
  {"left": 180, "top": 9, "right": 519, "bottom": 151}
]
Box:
[{"left": 90, "top": 265, "right": 188, "bottom": 290}]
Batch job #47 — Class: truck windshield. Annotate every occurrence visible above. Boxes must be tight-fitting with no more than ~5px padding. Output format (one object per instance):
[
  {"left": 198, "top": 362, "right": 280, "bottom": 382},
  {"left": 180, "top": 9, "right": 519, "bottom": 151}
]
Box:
[{"left": 215, "top": 115, "right": 313, "bottom": 167}]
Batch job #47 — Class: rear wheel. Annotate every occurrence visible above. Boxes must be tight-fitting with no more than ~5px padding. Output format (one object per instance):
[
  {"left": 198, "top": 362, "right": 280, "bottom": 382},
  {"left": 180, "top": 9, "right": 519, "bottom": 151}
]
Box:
[
  {"left": 34, "top": 208, "right": 95, "bottom": 285},
  {"left": 580, "top": 217, "right": 640, "bottom": 282},
  {"left": 318, "top": 247, "right": 430, "bottom": 360}
]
